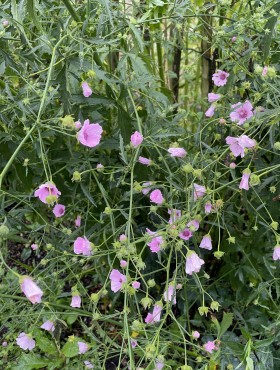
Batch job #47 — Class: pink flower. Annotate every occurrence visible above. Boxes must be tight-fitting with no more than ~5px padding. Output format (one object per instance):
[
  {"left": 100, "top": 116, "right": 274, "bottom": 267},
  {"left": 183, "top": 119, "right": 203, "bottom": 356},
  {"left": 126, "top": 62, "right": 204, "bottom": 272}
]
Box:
[
  {"left": 192, "top": 330, "right": 200, "bottom": 339},
  {"left": 96, "top": 163, "right": 104, "bottom": 170},
  {"left": 239, "top": 169, "right": 251, "bottom": 191},
  {"left": 230, "top": 101, "right": 254, "bottom": 125},
  {"left": 2, "top": 341, "right": 7, "bottom": 347},
  {"left": 74, "top": 236, "right": 92, "bottom": 256},
  {"left": 146, "top": 228, "right": 164, "bottom": 253},
  {"left": 119, "top": 234, "right": 127, "bottom": 242},
  {"left": 168, "top": 148, "right": 187, "bottom": 158},
  {"left": 84, "top": 361, "right": 94, "bottom": 369},
  {"left": 31, "top": 243, "right": 38, "bottom": 251},
  {"left": 145, "top": 304, "right": 162, "bottom": 324},
  {"left": 199, "top": 235, "right": 212, "bottom": 250},
  {"left": 208, "top": 93, "right": 221, "bottom": 103},
  {"left": 231, "top": 36, "right": 237, "bottom": 42},
  {"left": 226, "top": 135, "right": 256, "bottom": 158},
  {"left": 52, "top": 204, "right": 65, "bottom": 218},
  {"left": 194, "top": 183, "right": 206, "bottom": 201},
  {"left": 187, "top": 219, "right": 200, "bottom": 231},
  {"left": 205, "top": 202, "right": 212, "bottom": 214},
  {"left": 40, "top": 320, "right": 55, "bottom": 332},
  {"left": 229, "top": 162, "right": 236, "bottom": 169},
  {"left": 34, "top": 182, "right": 61, "bottom": 204},
  {"left": 132, "top": 281, "right": 140, "bottom": 289},
  {"left": 110, "top": 269, "right": 126, "bottom": 292},
  {"left": 142, "top": 182, "right": 153, "bottom": 195},
  {"left": 138, "top": 156, "right": 151, "bottom": 165},
  {"left": 150, "top": 189, "right": 164, "bottom": 205},
  {"left": 155, "top": 360, "right": 164, "bottom": 370},
  {"left": 82, "top": 82, "right": 92, "bottom": 97},
  {"left": 78, "top": 341, "right": 89, "bottom": 354},
  {"left": 131, "top": 339, "right": 137, "bottom": 348},
  {"left": 168, "top": 208, "right": 182, "bottom": 224},
  {"left": 75, "top": 215, "right": 81, "bottom": 227},
  {"left": 179, "top": 228, "right": 193, "bottom": 241},
  {"left": 262, "top": 66, "right": 268, "bottom": 76},
  {"left": 205, "top": 105, "right": 216, "bottom": 118},
  {"left": 71, "top": 295, "right": 81, "bottom": 308},
  {"left": 164, "top": 285, "right": 176, "bottom": 305},
  {"left": 273, "top": 246, "right": 280, "bottom": 261},
  {"left": 77, "top": 119, "right": 103, "bottom": 148},
  {"left": 16, "top": 333, "right": 35, "bottom": 351},
  {"left": 20, "top": 276, "right": 43, "bottom": 304},
  {"left": 75, "top": 120, "right": 82, "bottom": 129},
  {"left": 204, "top": 340, "right": 218, "bottom": 353},
  {"left": 130, "top": 131, "right": 143, "bottom": 148},
  {"left": 120, "top": 260, "right": 127, "bottom": 268},
  {"left": 2, "top": 20, "right": 9, "bottom": 27},
  {"left": 185, "top": 251, "right": 204, "bottom": 275},
  {"left": 212, "top": 70, "right": 229, "bottom": 86}
]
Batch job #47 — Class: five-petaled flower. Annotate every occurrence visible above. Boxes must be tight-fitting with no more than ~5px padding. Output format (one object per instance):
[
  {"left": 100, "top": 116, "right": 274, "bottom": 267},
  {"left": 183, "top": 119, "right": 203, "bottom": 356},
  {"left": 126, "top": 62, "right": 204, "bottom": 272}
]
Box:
[{"left": 77, "top": 119, "right": 103, "bottom": 148}]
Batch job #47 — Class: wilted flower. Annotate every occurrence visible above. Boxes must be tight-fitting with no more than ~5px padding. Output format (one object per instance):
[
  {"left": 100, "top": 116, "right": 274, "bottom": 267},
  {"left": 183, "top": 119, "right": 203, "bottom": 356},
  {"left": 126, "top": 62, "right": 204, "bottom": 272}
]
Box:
[
  {"left": 208, "top": 93, "right": 221, "bottom": 103},
  {"left": 34, "top": 182, "right": 61, "bottom": 204},
  {"left": 150, "top": 189, "right": 164, "bottom": 205},
  {"left": 187, "top": 219, "right": 200, "bottom": 231},
  {"left": 20, "top": 276, "right": 43, "bottom": 304},
  {"left": 163, "top": 285, "right": 176, "bottom": 305},
  {"left": 52, "top": 204, "right": 65, "bottom": 218},
  {"left": 230, "top": 101, "right": 254, "bottom": 125},
  {"left": 142, "top": 181, "right": 153, "bottom": 195},
  {"left": 31, "top": 243, "right": 38, "bottom": 251},
  {"left": 168, "top": 148, "right": 187, "bottom": 158},
  {"left": 131, "top": 339, "right": 138, "bottom": 348},
  {"left": 109, "top": 269, "right": 126, "bottom": 292},
  {"left": 16, "top": 333, "right": 35, "bottom": 351},
  {"left": 138, "top": 156, "right": 151, "bottom": 165},
  {"left": 239, "top": 169, "right": 251, "bottom": 191},
  {"left": 205, "top": 202, "right": 212, "bottom": 214},
  {"left": 75, "top": 215, "right": 81, "bottom": 227},
  {"left": 168, "top": 209, "right": 182, "bottom": 224},
  {"left": 212, "top": 70, "right": 229, "bottom": 86},
  {"left": 74, "top": 236, "right": 92, "bottom": 256},
  {"left": 40, "top": 320, "right": 55, "bottom": 332},
  {"left": 130, "top": 131, "right": 143, "bottom": 148},
  {"left": 145, "top": 304, "right": 162, "bottom": 324},
  {"left": 199, "top": 235, "right": 212, "bottom": 250},
  {"left": 84, "top": 361, "right": 94, "bottom": 369},
  {"left": 226, "top": 135, "right": 256, "bottom": 158},
  {"left": 185, "top": 251, "right": 204, "bottom": 275},
  {"left": 203, "top": 340, "right": 218, "bottom": 353},
  {"left": 193, "top": 183, "right": 206, "bottom": 201},
  {"left": 82, "top": 82, "right": 92, "bottom": 97},
  {"left": 205, "top": 105, "right": 216, "bottom": 118},
  {"left": 77, "top": 119, "right": 103, "bottom": 148}
]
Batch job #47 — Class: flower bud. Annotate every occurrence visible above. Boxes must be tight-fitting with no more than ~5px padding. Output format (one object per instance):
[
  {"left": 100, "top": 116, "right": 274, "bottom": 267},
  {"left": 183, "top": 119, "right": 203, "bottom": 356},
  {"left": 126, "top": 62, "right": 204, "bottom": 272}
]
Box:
[
  {"left": 72, "top": 171, "right": 81, "bottom": 182},
  {"left": 0, "top": 224, "right": 9, "bottom": 237}
]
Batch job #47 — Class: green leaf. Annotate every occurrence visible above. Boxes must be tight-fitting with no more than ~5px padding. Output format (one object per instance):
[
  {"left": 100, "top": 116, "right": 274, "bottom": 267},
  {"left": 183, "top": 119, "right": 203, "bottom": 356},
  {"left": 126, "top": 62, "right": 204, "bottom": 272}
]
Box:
[
  {"left": 36, "top": 335, "right": 57, "bottom": 355},
  {"left": 61, "top": 338, "right": 79, "bottom": 358},
  {"left": 218, "top": 312, "right": 233, "bottom": 339},
  {"left": 15, "top": 354, "right": 50, "bottom": 369}
]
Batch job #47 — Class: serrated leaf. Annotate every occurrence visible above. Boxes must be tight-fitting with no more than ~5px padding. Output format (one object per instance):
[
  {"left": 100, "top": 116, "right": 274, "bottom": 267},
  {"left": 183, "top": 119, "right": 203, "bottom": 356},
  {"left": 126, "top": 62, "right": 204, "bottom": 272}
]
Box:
[
  {"left": 15, "top": 354, "right": 50, "bottom": 369},
  {"left": 218, "top": 312, "right": 233, "bottom": 339},
  {"left": 61, "top": 339, "right": 79, "bottom": 358},
  {"left": 36, "top": 335, "right": 57, "bottom": 355}
]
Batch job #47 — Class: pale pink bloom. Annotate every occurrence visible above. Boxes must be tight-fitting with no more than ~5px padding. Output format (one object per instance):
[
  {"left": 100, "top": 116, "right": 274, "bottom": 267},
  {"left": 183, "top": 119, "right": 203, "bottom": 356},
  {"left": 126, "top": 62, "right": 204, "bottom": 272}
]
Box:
[
  {"left": 77, "top": 119, "right": 103, "bottom": 148},
  {"left": 71, "top": 295, "right": 81, "bottom": 308},
  {"left": 226, "top": 135, "right": 256, "bottom": 158},
  {"left": 132, "top": 281, "right": 140, "bottom": 289},
  {"left": 229, "top": 162, "right": 236, "bottom": 169},
  {"left": 2, "top": 341, "right": 7, "bottom": 347},
  {"left": 75, "top": 120, "right": 82, "bottom": 129},
  {"left": 205, "top": 202, "right": 212, "bottom": 214},
  {"left": 273, "top": 246, "right": 280, "bottom": 261},
  {"left": 84, "top": 361, "right": 94, "bottom": 369},
  {"left": 176, "top": 283, "right": 183, "bottom": 289},
  {"left": 262, "top": 66, "right": 268, "bottom": 76},
  {"left": 199, "top": 235, "right": 212, "bottom": 250},
  {"left": 82, "top": 82, "right": 92, "bottom": 97},
  {"left": 155, "top": 360, "right": 164, "bottom": 370},
  {"left": 20, "top": 277, "right": 43, "bottom": 304},
  {"left": 231, "top": 36, "right": 237, "bottom": 42},
  {"left": 120, "top": 260, "right": 127, "bottom": 268},
  {"left": 204, "top": 340, "right": 218, "bottom": 353},
  {"left": 179, "top": 228, "right": 193, "bottom": 241},
  {"left": 187, "top": 219, "right": 200, "bottom": 231},
  {"left": 75, "top": 215, "right": 81, "bottom": 227},
  {"left": 74, "top": 236, "right": 92, "bottom": 256},
  {"left": 208, "top": 93, "right": 221, "bottom": 103},
  {"left": 52, "top": 204, "right": 65, "bottom": 218},
  {"left": 168, "top": 147, "right": 187, "bottom": 158},
  {"left": 34, "top": 182, "right": 61, "bottom": 204},
  {"left": 192, "top": 330, "right": 200, "bottom": 339},
  {"left": 31, "top": 243, "right": 38, "bottom": 251},
  {"left": 138, "top": 156, "right": 151, "bottom": 165},
  {"left": 146, "top": 228, "right": 164, "bottom": 253},
  {"left": 239, "top": 170, "right": 251, "bottom": 190},
  {"left": 2, "top": 20, "right": 9, "bottom": 27},
  {"left": 142, "top": 181, "right": 153, "bottom": 195},
  {"left": 164, "top": 285, "right": 176, "bottom": 305},
  {"left": 205, "top": 105, "right": 215, "bottom": 118},
  {"left": 168, "top": 208, "right": 182, "bottom": 224},
  {"left": 131, "top": 339, "right": 137, "bottom": 348},
  {"left": 40, "top": 320, "right": 55, "bottom": 332},
  {"left": 16, "top": 333, "right": 35, "bottom": 351},
  {"left": 194, "top": 183, "right": 206, "bottom": 201},
  {"left": 150, "top": 189, "right": 164, "bottom": 205},
  {"left": 219, "top": 118, "right": 226, "bottom": 124},
  {"left": 185, "top": 251, "right": 204, "bottom": 275},
  {"left": 119, "top": 234, "right": 127, "bottom": 242},
  {"left": 110, "top": 269, "right": 126, "bottom": 292},
  {"left": 145, "top": 304, "right": 162, "bottom": 324},
  {"left": 230, "top": 100, "right": 254, "bottom": 125},
  {"left": 130, "top": 131, "right": 143, "bottom": 148},
  {"left": 212, "top": 70, "right": 229, "bottom": 86},
  {"left": 96, "top": 163, "right": 104, "bottom": 169},
  {"left": 78, "top": 341, "right": 89, "bottom": 354}
]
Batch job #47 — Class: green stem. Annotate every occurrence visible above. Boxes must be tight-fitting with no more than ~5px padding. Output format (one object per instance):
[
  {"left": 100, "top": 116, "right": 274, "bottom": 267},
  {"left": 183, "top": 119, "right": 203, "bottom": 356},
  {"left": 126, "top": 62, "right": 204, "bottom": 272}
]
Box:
[{"left": 61, "top": 0, "right": 81, "bottom": 22}]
